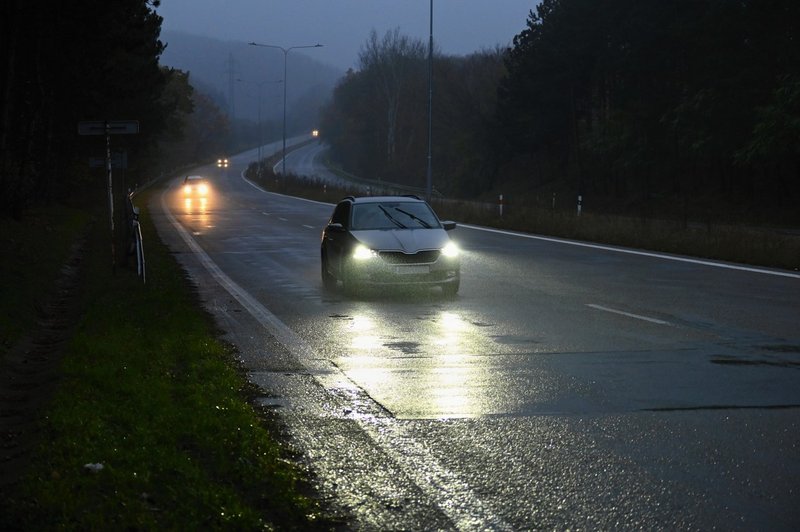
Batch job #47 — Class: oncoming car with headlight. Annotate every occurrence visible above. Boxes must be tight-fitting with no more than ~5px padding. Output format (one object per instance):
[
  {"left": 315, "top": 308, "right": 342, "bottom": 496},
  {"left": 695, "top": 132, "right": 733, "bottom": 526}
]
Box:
[
  {"left": 216, "top": 157, "right": 229, "bottom": 168},
  {"left": 321, "top": 195, "right": 460, "bottom": 296},
  {"left": 183, "top": 175, "right": 209, "bottom": 196}
]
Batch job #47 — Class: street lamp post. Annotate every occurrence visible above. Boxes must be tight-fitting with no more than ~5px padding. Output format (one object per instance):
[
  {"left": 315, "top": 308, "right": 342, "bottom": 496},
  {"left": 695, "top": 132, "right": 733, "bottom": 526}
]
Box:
[
  {"left": 426, "top": 0, "right": 434, "bottom": 201},
  {"left": 248, "top": 41, "right": 323, "bottom": 176}
]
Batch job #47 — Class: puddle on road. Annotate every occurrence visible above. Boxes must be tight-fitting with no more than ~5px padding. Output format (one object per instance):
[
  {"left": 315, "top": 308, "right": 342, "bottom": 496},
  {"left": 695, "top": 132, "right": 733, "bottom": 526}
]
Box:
[
  {"left": 710, "top": 356, "right": 800, "bottom": 368},
  {"left": 491, "top": 334, "right": 544, "bottom": 345},
  {"left": 383, "top": 341, "right": 422, "bottom": 354}
]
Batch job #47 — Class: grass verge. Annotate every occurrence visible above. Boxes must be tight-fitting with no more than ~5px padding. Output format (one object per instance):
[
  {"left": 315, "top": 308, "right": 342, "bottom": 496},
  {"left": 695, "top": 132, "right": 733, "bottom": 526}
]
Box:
[
  {"left": 0, "top": 186, "right": 335, "bottom": 530},
  {"left": 0, "top": 205, "right": 90, "bottom": 357}
]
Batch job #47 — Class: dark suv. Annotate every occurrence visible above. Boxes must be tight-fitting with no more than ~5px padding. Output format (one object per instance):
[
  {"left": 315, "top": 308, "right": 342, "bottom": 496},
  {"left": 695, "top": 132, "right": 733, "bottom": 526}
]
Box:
[{"left": 321, "top": 196, "right": 460, "bottom": 296}]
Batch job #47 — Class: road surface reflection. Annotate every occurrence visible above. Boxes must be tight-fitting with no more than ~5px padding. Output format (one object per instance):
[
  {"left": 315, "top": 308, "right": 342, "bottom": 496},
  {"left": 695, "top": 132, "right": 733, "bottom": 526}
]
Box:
[{"left": 339, "top": 310, "right": 487, "bottom": 418}]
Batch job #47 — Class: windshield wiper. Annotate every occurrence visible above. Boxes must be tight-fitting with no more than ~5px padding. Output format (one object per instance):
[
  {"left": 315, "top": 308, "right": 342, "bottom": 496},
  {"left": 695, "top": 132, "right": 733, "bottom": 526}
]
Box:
[
  {"left": 378, "top": 205, "right": 406, "bottom": 228},
  {"left": 394, "top": 207, "right": 432, "bottom": 228}
]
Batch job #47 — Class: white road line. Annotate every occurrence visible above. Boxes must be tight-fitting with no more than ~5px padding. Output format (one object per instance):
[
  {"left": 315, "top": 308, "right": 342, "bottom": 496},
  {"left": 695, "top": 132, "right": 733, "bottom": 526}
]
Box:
[
  {"left": 587, "top": 304, "right": 671, "bottom": 325},
  {"left": 241, "top": 170, "right": 334, "bottom": 207},
  {"left": 160, "top": 191, "right": 511, "bottom": 531},
  {"left": 460, "top": 223, "right": 800, "bottom": 279},
  {"left": 278, "top": 217, "right": 288, "bottom": 222},
  {"left": 302, "top": 224, "right": 315, "bottom": 229}
]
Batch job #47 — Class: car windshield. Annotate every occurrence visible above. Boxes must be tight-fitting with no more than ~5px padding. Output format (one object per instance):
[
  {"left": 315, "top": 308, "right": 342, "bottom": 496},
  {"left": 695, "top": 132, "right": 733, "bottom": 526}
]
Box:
[{"left": 351, "top": 202, "right": 440, "bottom": 230}]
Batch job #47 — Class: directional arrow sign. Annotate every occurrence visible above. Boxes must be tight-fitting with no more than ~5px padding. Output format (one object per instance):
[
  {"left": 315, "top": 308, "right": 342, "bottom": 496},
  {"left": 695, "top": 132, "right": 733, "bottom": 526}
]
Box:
[{"left": 78, "top": 120, "right": 139, "bottom": 135}]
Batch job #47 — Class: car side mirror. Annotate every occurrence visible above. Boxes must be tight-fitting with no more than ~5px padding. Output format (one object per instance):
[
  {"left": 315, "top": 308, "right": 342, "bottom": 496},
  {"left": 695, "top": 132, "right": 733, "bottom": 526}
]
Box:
[
  {"left": 442, "top": 221, "right": 456, "bottom": 231},
  {"left": 327, "top": 222, "right": 346, "bottom": 233}
]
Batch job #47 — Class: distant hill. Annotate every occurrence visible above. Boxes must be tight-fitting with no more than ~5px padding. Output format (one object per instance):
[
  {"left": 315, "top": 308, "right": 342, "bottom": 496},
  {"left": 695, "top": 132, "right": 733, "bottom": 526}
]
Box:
[{"left": 159, "top": 30, "right": 343, "bottom": 132}]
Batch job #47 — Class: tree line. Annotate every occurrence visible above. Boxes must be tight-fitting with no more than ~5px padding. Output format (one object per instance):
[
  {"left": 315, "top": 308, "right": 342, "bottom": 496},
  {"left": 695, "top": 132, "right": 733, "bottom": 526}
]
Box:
[
  {"left": 320, "top": 29, "right": 506, "bottom": 198},
  {"left": 0, "top": 0, "right": 230, "bottom": 218},
  {"left": 321, "top": 0, "right": 800, "bottom": 223}
]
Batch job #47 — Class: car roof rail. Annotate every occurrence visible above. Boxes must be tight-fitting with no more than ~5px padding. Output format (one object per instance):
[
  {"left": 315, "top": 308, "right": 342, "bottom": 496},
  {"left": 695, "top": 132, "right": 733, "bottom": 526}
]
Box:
[
  {"left": 402, "top": 194, "right": 421, "bottom": 200},
  {"left": 342, "top": 195, "right": 356, "bottom": 202}
]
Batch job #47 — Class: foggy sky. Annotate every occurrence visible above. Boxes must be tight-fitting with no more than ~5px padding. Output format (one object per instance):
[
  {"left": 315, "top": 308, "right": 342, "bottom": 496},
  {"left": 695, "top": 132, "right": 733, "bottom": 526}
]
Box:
[{"left": 156, "top": 0, "right": 537, "bottom": 70}]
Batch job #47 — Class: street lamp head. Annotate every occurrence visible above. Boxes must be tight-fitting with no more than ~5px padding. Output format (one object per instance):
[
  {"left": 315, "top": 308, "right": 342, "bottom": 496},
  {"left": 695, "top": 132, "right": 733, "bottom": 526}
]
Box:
[{"left": 249, "top": 40, "right": 323, "bottom": 177}]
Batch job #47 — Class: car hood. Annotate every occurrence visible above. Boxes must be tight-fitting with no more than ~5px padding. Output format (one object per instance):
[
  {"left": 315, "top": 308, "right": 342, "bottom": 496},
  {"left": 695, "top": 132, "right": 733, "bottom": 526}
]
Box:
[{"left": 352, "top": 228, "right": 449, "bottom": 253}]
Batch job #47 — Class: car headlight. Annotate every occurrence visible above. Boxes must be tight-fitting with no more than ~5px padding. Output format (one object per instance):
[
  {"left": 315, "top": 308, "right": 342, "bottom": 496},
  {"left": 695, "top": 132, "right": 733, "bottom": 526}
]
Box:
[
  {"left": 353, "top": 245, "right": 377, "bottom": 260},
  {"left": 183, "top": 184, "right": 191, "bottom": 194},
  {"left": 441, "top": 241, "right": 459, "bottom": 258},
  {"left": 198, "top": 184, "right": 209, "bottom": 195}
]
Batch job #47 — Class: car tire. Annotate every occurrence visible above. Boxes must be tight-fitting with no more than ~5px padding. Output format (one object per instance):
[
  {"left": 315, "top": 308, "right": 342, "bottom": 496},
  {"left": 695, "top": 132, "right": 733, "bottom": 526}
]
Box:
[
  {"left": 441, "top": 277, "right": 460, "bottom": 298},
  {"left": 340, "top": 263, "right": 359, "bottom": 296},
  {"left": 321, "top": 251, "right": 335, "bottom": 290}
]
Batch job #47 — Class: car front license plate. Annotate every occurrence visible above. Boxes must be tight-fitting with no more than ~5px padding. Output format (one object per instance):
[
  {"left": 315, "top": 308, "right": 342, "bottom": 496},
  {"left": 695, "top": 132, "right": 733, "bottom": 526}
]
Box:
[{"left": 395, "top": 265, "right": 429, "bottom": 275}]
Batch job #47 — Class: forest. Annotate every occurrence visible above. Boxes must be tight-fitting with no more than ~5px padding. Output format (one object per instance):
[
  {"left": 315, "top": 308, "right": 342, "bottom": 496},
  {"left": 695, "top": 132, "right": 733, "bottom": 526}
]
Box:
[
  {"left": 2, "top": 0, "right": 799, "bottom": 227},
  {"left": 320, "top": 0, "right": 800, "bottom": 224},
  {"left": 0, "top": 0, "right": 227, "bottom": 219}
]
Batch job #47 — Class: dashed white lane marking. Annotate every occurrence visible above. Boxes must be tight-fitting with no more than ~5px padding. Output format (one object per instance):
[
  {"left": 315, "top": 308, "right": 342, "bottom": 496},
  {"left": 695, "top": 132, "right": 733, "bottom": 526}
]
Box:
[
  {"left": 278, "top": 217, "right": 288, "bottom": 222},
  {"left": 302, "top": 224, "right": 315, "bottom": 229},
  {"left": 587, "top": 304, "right": 671, "bottom": 325},
  {"left": 160, "top": 191, "right": 512, "bottom": 531}
]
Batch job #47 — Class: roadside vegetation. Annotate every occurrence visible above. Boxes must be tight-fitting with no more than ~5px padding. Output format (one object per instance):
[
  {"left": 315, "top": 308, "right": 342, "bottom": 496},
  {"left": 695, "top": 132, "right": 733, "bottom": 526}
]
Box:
[
  {"left": 320, "top": 1, "right": 800, "bottom": 229},
  {"left": 0, "top": 206, "right": 90, "bottom": 357},
  {"left": 0, "top": 189, "right": 338, "bottom": 530}
]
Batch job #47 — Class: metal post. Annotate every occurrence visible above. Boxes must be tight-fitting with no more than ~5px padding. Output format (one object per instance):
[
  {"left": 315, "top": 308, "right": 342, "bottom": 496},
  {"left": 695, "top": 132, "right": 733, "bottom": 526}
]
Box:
[
  {"left": 425, "top": 0, "right": 434, "bottom": 202},
  {"left": 282, "top": 49, "right": 287, "bottom": 176},
  {"left": 248, "top": 42, "right": 323, "bottom": 178},
  {"left": 105, "top": 121, "right": 115, "bottom": 271}
]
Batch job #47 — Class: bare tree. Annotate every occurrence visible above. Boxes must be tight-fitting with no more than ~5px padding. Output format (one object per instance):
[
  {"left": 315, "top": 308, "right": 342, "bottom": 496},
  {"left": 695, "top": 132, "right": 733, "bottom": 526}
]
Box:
[{"left": 358, "top": 29, "right": 425, "bottom": 165}]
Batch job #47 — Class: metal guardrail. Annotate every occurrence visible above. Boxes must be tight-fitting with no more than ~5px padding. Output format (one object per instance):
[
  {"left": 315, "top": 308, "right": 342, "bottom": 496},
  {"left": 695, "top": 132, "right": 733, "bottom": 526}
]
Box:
[{"left": 126, "top": 191, "right": 146, "bottom": 283}]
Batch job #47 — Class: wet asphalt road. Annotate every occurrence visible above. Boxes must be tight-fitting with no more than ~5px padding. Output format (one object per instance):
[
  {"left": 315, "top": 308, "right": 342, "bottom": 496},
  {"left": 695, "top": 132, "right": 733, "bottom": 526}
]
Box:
[{"left": 151, "top": 143, "right": 800, "bottom": 530}]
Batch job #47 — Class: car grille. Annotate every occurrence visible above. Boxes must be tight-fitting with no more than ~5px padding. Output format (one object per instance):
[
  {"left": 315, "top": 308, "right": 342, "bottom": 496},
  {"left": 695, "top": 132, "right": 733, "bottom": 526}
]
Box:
[{"left": 379, "top": 250, "right": 440, "bottom": 264}]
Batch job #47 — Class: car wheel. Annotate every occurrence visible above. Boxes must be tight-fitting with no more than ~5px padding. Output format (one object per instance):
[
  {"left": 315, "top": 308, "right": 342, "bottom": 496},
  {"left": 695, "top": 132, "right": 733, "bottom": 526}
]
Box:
[
  {"left": 321, "top": 251, "right": 335, "bottom": 290},
  {"left": 441, "top": 277, "right": 460, "bottom": 298},
  {"left": 340, "top": 262, "right": 359, "bottom": 296}
]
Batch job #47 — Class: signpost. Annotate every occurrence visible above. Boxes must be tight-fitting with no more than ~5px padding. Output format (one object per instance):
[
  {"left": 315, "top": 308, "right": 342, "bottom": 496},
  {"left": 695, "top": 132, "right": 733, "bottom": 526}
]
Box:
[
  {"left": 90, "top": 151, "right": 127, "bottom": 169},
  {"left": 78, "top": 120, "right": 139, "bottom": 271}
]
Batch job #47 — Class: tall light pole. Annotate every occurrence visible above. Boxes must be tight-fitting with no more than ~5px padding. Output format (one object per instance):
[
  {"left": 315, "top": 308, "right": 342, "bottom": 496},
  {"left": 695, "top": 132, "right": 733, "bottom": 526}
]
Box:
[
  {"left": 426, "top": 0, "right": 434, "bottom": 201},
  {"left": 248, "top": 41, "right": 323, "bottom": 176}
]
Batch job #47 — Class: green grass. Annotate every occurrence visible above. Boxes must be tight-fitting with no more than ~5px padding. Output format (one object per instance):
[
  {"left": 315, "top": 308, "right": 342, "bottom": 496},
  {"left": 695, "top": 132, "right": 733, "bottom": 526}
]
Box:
[
  {"left": 1, "top": 187, "right": 335, "bottom": 530},
  {"left": 0, "top": 205, "right": 90, "bottom": 357}
]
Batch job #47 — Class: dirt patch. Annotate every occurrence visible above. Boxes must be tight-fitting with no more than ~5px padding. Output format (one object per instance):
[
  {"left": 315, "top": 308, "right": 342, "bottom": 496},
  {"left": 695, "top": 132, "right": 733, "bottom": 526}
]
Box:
[{"left": 0, "top": 234, "right": 87, "bottom": 491}]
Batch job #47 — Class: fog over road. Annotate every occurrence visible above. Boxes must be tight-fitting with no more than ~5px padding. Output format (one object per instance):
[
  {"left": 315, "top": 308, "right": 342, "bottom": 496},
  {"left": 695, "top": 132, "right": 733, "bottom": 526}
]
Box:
[{"left": 150, "top": 143, "right": 800, "bottom": 530}]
